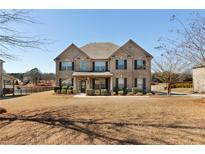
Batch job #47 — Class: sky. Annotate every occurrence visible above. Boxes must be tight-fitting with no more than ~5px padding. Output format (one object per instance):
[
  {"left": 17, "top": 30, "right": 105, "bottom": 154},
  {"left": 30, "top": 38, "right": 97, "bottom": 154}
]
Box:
[{"left": 2, "top": 9, "right": 205, "bottom": 73}]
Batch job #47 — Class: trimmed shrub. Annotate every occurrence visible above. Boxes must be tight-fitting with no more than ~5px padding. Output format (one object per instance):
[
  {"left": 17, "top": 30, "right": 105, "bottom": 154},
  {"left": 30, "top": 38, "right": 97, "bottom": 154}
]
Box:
[
  {"left": 136, "top": 92, "right": 143, "bottom": 96},
  {"left": 118, "top": 90, "right": 124, "bottom": 95},
  {"left": 72, "top": 89, "right": 78, "bottom": 94},
  {"left": 122, "top": 88, "right": 128, "bottom": 94},
  {"left": 127, "top": 91, "right": 134, "bottom": 95},
  {"left": 101, "top": 89, "right": 108, "bottom": 96},
  {"left": 112, "top": 91, "right": 116, "bottom": 95},
  {"left": 61, "top": 88, "right": 67, "bottom": 94},
  {"left": 56, "top": 89, "right": 61, "bottom": 94},
  {"left": 67, "top": 89, "right": 73, "bottom": 94},
  {"left": 94, "top": 89, "right": 101, "bottom": 96},
  {"left": 86, "top": 89, "right": 94, "bottom": 96},
  {"left": 54, "top": 86, "right": 60, "bottom": 93},
  {"left": 62, "top": 86, "right": 68, "bottom": 90},
  {"left": 132, "top": 87, "right": 138, "bottom": 94},
  {"left": 68, "top": 86, "right": 73, "bottom": 90},
  {"left": 170, "top": 82, "right": 192, "bottom": 88},
  {"left": 146, "top": 92, "right": 153, "bottom": 96},
  {"left": 113, "top": 87, "right": 119, "bottom": 94}
]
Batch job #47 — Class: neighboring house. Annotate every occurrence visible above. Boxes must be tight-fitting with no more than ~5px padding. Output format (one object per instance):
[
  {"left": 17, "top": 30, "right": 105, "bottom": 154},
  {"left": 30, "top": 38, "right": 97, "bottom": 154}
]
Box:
[
  {"left": 54, "top": 39, "right": 153, "bottom": 93},
  {"left": 193, "top": 64, "right": 205, "bottom": 93},
  {"left": 0, "top": 59, "right": 4, "bottom": 96}
]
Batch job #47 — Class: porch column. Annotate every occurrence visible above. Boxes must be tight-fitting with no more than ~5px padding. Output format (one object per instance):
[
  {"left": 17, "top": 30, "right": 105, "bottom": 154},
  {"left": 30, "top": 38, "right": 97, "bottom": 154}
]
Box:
[
  {"left": 110, "top": 76, "right": 113, "bottom": 92},
  {"left": 86, "top": 77, "right": 90, "bottom": 89},
  {"left": 73, "top": 77, "right": 77, "bottom": 90}
]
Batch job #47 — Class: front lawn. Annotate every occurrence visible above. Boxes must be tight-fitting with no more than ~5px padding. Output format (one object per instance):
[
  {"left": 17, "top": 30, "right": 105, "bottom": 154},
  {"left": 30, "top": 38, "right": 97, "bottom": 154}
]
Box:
[{"left": 0, "top": 91, "right": 205, "bottom": 144}]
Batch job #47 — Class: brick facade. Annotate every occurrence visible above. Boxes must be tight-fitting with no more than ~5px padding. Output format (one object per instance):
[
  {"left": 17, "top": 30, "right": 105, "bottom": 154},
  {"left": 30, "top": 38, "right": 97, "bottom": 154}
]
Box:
[{"left": 54, "top": 40, "right": 152, "bottom": 93}]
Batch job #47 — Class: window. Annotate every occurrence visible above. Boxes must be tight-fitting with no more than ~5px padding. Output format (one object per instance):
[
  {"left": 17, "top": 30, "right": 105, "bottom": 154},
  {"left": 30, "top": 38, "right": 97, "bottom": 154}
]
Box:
[
  {"left": 94, "top": 61, "right": 106, "bottom": 72},
  {"left": 60, "top": 61, "right": 73, "bottom": 71},
  {"left": 135, "top": 78, "right": 146, "bottom": 90},
  {"left": 116, "top": 59, "right": 127, "bottom": 69},
  {"left": 137, "top": 78, "right": 143, "bottom": 90},
  {"left": 135, "top": 60, "right": 146, "bottom": 69},
  {"left": 94, "top": 79, "right": 106, "bottom": 89},
  {"left": 80, "top": 60, "right": 88, "bottom": 71},
  {"left": 118, "top": 78, "right": 124, "bottom": 89}
]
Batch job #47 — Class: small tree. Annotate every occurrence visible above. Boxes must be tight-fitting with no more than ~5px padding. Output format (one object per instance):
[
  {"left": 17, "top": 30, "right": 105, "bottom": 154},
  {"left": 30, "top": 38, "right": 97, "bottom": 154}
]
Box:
[
  {"left": 153, "top": 50, "right": 187, "bottom": 95},
  {"left": 24, "top": 68, "right": 41, "bottom": 85}
]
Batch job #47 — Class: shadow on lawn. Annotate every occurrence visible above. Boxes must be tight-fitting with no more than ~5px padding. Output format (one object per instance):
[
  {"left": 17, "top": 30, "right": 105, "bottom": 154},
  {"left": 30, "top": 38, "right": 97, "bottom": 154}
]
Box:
[{"left": 0, "top": 107, "right": 205, "bottom": 144}]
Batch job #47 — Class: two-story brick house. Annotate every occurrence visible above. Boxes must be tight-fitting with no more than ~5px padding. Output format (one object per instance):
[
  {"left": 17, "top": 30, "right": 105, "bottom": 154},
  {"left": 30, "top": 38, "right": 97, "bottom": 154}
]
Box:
[{"left": 54, "top": 39, "right": 153, "bottom": 93}]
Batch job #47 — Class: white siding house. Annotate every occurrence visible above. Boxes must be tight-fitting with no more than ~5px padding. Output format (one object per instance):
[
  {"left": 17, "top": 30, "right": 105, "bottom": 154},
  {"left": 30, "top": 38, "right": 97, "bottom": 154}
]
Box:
[
  {"left": 0, "top": 59, "right": 4, "bottom": 96},
  {"left": 193, "top": 65, "right": 205, "bottom": 93}
]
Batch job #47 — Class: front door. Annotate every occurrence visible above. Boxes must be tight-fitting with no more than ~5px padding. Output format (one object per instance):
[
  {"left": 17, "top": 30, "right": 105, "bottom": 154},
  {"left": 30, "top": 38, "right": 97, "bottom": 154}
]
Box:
[{"left": 80, "top": 80, "right": 86, "bottom": 93}]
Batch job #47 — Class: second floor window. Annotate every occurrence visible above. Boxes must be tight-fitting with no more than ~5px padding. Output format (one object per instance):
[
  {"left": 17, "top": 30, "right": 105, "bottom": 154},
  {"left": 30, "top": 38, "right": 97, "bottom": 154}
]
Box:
[
  {"left": 94, "top": 61, "right": 107, "bottom": 72},
  {"left": 80, "top": 60, "right": 88, "bottom": 71},
  {"left": 134, "top": 60, "right": 146, "bottom": 69},
  {"left": 116, "top": 59, "right": 127, "bottom": 69},
  {"left": 60, "top": 61, "right": 73, "bottom": 71}
]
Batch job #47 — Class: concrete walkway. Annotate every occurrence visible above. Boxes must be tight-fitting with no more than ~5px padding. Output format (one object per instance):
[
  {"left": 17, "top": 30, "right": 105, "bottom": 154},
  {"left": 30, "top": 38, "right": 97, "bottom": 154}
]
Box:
[{"left": 74, "top": 94, "right": 149, "bottom": 98}]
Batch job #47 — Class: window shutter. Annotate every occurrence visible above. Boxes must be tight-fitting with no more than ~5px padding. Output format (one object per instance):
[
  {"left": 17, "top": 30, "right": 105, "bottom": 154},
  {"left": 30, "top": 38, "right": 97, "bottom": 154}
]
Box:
[
  {"left": 124, "top": 78, "right": 127, "bottom": 88},
  {"left": 106, "top": 61, "right": 108, "bottom": 71},
  {"left": 59, "top": 62, "right": 62, "bottom": 71},
  {"left": 124, "top": 60, "right": 127, "bottom": 69},
  {"left": 93, "top": 62, "right": 95, "bottom": 71},
  {"left": 92, "top": 79, "right": 95, "bottom": 89},
  {"left": 72, "top": 62, "right": 74, "bottom": 71},
  {"left": 116, "top": 78, "right": 118, "bottom": 89},
  {"left": 59, "top": 78, "right": 62, "bottom": 88},
  {"left": 116, "top": 60, "right": 118, "bottom": 69},
  {"left": 134, "top": 78, "right": 137, "bottom": 87},
  {"left": 143, "top": 60, "right": 146, "bottom": 69},
  {"left": 72, "top": 78, "right": 73, "bottom": 86},
  {"left": 134, "top": 60, "right": 137, "bottom": 69},
  {"left": 105, "top": 78, "right": 108, "bottom": 89},
  {"left": 143, "top": 78, "right": 146, "bottom": 90}
]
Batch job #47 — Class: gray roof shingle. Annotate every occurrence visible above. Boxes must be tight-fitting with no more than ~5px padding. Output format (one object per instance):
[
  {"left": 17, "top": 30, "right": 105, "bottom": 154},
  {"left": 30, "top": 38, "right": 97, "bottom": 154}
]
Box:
[{"left": 80, "top": 42, "right": 120, "bottom": 59}]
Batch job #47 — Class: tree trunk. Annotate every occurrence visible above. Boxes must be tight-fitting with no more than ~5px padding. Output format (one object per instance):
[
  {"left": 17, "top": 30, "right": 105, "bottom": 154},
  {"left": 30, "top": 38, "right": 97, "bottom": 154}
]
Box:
[{"left": 167, "top": 83, "right": 172, "bottom": 95}]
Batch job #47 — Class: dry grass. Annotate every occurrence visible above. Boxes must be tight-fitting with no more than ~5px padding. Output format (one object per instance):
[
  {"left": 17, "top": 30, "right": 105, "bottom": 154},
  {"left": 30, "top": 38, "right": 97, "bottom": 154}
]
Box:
[{"left": 0, "top": 91, "right": 205, "bottom": 145}]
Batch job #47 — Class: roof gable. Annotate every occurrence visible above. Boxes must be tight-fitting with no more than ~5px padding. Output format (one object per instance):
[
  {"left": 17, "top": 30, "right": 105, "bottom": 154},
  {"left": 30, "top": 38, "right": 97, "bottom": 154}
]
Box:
[
  {"left": 109, "top": 39, "right": 153, "bottom": 58},
  {"left": 54, "top": 43, "right": 90, "bottom": 61},
  {"left": 125, "top": 39, "right": 153, "bottom": 58}
]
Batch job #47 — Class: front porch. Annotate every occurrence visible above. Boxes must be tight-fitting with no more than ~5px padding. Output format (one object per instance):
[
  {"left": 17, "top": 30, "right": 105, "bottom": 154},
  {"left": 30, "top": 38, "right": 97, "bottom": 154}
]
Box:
[{"left": 72, "top": 72, "right": 113, "bottom": 93}]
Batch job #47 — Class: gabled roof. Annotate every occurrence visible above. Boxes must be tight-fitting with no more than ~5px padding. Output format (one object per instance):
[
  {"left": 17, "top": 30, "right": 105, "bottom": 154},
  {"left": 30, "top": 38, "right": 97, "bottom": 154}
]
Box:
[
  {"left": 54, "top": 43, "right": 90, "bottom": 61},
  {"left": 125, "top": 39, "right": 153, "bottom": 58},
  {"left": 55, "top": 39, "right": 153, "bottom": 60},
  {"left": 80, "top": 42, "right": 120, "bottom": 59}
]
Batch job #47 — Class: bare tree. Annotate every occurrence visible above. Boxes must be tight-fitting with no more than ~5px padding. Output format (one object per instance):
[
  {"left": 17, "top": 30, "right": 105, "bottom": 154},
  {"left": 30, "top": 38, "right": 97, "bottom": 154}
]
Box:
[
  {"left": 153, "top": 49, "right": 187, "bottom": 95},
  {"left": 158, "top": 13, "right": 205, "bottom": 67},
  {"left": 0, "top": 10, "right": 47, "bottom": 60}
]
